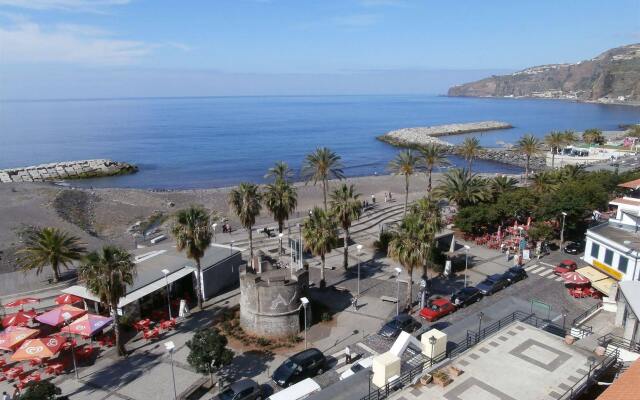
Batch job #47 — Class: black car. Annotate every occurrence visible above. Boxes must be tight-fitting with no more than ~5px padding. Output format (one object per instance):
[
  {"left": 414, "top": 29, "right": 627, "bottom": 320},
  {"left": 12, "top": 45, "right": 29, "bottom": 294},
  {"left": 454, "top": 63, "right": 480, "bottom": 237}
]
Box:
[
  {"left": 213, "top": 379, "right": 262, "bottom": 400},
  {"left": 475, "top": 274, "right": 509, "bottom": 295},
  {"left": 377, "top": 313, "right": 421, "bottom": 339},
  {"left": 564, "top": 240, "right": 585, "bottom": 255},
  {"left": 450, "top": 287, "right": 482, "bottom": 308},
  {"left": 272, "top": 348, "right": 326, "bottom": 387},
  {"left": 502, "top": 266, "right": 527, "bottom": 284}
]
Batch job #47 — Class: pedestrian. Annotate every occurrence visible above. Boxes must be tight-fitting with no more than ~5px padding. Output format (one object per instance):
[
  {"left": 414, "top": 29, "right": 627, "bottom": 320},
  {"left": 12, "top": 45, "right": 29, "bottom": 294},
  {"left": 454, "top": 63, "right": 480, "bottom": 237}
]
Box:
[
  {"left": 505, "top": 248, "right": 510, "bottom": 262},
  {"left": 3, "top": 391, "right": 11, "bottom": 400},
  {"left": 371, "top": 194, "right": 376, "bottom": 204},
  {"left": 389, "top": 192, "right": 392, "bottom": 201},
  {"left": 345, "top": 345, "right": 352, "bottom": 363}
]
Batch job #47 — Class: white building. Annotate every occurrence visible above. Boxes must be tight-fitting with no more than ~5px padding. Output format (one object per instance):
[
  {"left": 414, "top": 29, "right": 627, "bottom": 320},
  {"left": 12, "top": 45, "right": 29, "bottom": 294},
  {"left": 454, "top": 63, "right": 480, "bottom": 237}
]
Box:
[{"left": 584, "top": 179, "right": 640, "bottom": 291}]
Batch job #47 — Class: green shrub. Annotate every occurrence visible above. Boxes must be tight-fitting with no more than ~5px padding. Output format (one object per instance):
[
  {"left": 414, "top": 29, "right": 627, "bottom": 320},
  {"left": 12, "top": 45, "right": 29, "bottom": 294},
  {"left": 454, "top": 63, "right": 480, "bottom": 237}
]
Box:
[{"left": 374, "top": 231, "right": 393, "bottom": 254}]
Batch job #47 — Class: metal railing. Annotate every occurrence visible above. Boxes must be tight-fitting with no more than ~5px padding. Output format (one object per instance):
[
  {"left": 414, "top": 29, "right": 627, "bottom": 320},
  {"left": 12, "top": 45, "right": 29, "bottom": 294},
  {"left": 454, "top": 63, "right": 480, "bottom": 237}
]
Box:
[
  {"left": 598, "top": 333, "right": 640, "bottom": 353},
  {"left": 572, "top": 302, "right": 602, "bottom": 327},
  {"left": 557, "top": 347, "right": 620, "bottom": 400}
]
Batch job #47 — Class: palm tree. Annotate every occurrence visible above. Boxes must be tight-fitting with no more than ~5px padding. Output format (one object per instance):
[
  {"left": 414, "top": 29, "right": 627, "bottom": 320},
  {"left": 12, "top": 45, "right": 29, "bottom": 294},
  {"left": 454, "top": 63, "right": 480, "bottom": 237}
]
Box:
[
  {"left": 515, "top": 134, "right": 543, "bottom": 183},
  {"left": 560, "top": 164, "right": 587, "bottom": 182},
  {"left": 388, "top": 214, "right": 428, "bottom": 308},
  {"left": 330, "top": 184, "right": 362, "bottom": 270},
  {"left": 229, "top": 183, "right": 262, "bottom": 262},
  {"left": 582, "top": 128, "right": 605, "bottom": 145},
  {"left": 545, "top": 131, "right": 566, "bottom": 169},
  {"left": 302, "top": 207, "right": 338, "bottom": 288},
  {"left": 78, "top": 246, "right": 135, "bottom": 356},
  {"left": 172, "top": 206, "right": 212, "bottom": 310},
  {"left": 264, "top": 180, "right": 298, "bottom": 233},
  {"left": 434, "top": 168, "right": 487, "bottom": 207},
  {"left": 562, "top": 130, "right": 578, "bottom": 145},
  {"left": 459, "top": 137, "right": 482, "bottom": 174},
  {"left": 531, "top": 171, "right": 559, "bottom": 194},
  {"left": 388, "top": 150, "right": 422, "bottom": 217},
  {"left": 301, "top": 147, "right": 345, "bottom": 210},
  {"left": 489, "top": 175, "right": 518, "bottom": 199},
  {"left": 410, "top": 197, "right": 443, "bottom": 278},
  {"left": 420, "top": 144, "right": 449, "bottom": 194},
  {"left": 17, "top": 227, "right": 86, "bottom": 283},
  {"left": 265, "top": 161, "right": 294, "bottom": 183}
]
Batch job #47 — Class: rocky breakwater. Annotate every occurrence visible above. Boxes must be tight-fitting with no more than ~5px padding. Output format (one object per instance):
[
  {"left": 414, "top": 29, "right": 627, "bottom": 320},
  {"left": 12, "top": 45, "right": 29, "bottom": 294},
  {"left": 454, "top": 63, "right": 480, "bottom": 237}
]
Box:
[
  {"left": 0, "top": 159, "right": 138, "bottom": 183},
  {"left": 474, "top": 149, "right": 546, "bottom": 171},
  {"left": 378, "top": 121, "right": 512, "bottom": 147}
]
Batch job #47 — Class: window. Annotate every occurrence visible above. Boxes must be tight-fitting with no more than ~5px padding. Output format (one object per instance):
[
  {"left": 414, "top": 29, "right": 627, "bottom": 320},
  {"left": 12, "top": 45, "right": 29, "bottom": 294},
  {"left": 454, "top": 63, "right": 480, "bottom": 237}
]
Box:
[
  {"left": 604, "top": 249, "right": 614, "bottom": 265},
  {"left": 590, "top": 243, "right": 600, "bottom": 259},
  {"left": 619, "top": 256, "right": 629, "bottom": 274}
]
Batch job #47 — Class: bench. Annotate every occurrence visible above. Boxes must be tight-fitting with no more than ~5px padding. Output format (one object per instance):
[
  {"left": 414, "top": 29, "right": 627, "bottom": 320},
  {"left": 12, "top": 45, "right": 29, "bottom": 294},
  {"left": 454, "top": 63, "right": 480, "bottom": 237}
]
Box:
[{"left": 380, "top": 296, "right": 398, "bottom": 303}]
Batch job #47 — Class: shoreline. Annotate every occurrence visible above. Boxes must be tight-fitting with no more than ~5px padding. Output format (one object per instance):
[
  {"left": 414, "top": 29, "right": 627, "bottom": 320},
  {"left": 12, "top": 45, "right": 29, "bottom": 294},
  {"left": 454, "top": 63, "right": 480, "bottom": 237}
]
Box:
[{"left": 445, "top": 94, "right": 640, "bottom": 108}]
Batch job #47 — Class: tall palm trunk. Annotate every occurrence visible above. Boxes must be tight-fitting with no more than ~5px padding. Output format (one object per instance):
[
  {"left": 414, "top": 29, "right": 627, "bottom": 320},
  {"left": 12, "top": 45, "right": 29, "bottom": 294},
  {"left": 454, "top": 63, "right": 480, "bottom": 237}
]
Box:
[
  {"left": 342, "top": 227, "right": 349, "bottom": 270},
  {"left": 406, "top": 267, "right": 413, "bottom": 311},
  {"left": 320, "top": 254, "right": 326, "bottom": 288},
  {"left": 524, "top": 156, "right": 530, "bottom": 184},
  {"left": 427, "top": 167, "right": 433, "bottom": 195},
  {"left": 248, "top": 227, "right": 254, "bottom": 263},
  {"left": 467, "top": 159, "right": 473, "bottom": 175},
  {"left": 195, "top": 258, "right": 203, "bottom": 310},
  {"left": 51, "top": 259, "right": 60, "bottom": 283},
  {"left": 323, "top": 179, "right": 328, "bottom": 211},
  {"left": 112, "top": 305, "right": 125, "bottom": 356},
  {"left": 404, "top": 174, "right": 409, "bottom": 217},
  {"left": 278, "top": 220, "right": 284, "bottom": 233}
]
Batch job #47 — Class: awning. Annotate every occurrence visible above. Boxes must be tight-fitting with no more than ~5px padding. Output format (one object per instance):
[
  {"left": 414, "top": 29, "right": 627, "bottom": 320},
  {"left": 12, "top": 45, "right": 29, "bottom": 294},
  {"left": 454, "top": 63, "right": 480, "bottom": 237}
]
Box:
[
  {"left": 592, "top": 278, "right": 616, "bottom": 296},
  {"left": 62, "top": 267, "right": 195, "bottom": 309},
  {"left": 577, "top": 266, "right": 609, "bottom": 282}
]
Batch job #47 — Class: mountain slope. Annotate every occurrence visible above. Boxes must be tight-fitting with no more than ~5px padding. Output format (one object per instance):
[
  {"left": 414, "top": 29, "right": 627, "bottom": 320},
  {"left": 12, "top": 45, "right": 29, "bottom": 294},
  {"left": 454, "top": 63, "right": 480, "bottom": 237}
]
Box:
[{"left": 448, "top": 44, "right": 640, "bottom": 104}]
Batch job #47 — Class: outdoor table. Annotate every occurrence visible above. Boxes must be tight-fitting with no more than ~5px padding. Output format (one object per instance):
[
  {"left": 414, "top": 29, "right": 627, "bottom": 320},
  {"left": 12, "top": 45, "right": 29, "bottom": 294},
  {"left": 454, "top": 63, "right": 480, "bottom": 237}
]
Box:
[
  {"left": 5, "top": 366, "right": 23, "bottom": 380},
  {"left": 135, "top": 319, "right": 152, "bottom": 331},
  {"left": 143, "top": 328, "right": 160, "bottom": 341},
  {"left": 22, "top": 372, "right": 40, "bottom": 384},
  {"left": 29, "top": 357, "right": 43, "bottom": 367},
  {"left": 0, "top": 359, "right": 6, "bottom": 368},
  {"left": 76, "top": 346, "right": 94, "bottom": 360},
  {"left": 160, "top": 319, "right": 176, "bottom": 331}
]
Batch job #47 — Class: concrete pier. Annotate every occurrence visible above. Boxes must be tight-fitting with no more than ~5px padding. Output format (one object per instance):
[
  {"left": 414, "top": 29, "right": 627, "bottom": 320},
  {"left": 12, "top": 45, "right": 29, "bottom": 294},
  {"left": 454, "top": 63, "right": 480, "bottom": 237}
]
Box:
[{"left": 0, "top": 159, "right": 137, "bottom": 183}]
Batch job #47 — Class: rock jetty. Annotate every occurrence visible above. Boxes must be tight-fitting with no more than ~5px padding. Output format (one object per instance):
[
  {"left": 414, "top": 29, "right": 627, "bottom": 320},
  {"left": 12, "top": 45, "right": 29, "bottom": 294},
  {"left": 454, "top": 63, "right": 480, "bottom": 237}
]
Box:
[
  {"left": 0, "top": 159, "right": 138, "bottom": 183},
  {"left": 378, "top": 121, "right": 512, "bottom": 147}
]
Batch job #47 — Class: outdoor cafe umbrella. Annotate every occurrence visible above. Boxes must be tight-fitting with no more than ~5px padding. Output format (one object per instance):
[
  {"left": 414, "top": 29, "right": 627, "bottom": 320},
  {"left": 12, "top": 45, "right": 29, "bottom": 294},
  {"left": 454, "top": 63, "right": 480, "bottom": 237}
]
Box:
[
  {"left": 11, "top": 335, "right": 66, "bottom": 362},
  {"left": 4, "top": 298, "right": 39, "bottom": 308},
  {"left": 562, "top": 271, "right": 590, "bottom": 285},
  {"left": 61, "top": 314, "right": 113, "bottom": 338},
  {"left": 35, "top": 305, "right": 86, "bottom": 327},
  {"left": 0, "top": 327, "right": 39, "bottom": 351},
  {"left": 2, "top": 310, "right": 34, "bottom": 328},
  {"left": 54, "top": 294, "right": 83, "bottom": 306}
]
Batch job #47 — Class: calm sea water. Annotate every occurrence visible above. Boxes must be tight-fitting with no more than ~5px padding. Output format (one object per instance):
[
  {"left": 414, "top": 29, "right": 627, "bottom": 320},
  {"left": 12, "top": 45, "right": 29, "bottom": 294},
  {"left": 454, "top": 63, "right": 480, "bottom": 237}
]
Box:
[{"left": 1, "top": 95, "right": 638, "bottom": 189}]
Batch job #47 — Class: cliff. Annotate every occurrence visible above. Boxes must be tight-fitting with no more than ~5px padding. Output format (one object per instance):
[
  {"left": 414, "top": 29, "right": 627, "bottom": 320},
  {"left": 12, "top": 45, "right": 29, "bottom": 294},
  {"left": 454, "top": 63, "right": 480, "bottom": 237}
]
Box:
[{"left": 448, "top": 43, "right": 640, "bottom": 104}]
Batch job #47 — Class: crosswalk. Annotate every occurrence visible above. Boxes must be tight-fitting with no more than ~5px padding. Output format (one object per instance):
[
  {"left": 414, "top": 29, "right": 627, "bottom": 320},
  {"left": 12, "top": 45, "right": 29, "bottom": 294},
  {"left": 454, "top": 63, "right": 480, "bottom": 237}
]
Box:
[{"left": 524, "top": 263, "right": 565, "bottom": 281}]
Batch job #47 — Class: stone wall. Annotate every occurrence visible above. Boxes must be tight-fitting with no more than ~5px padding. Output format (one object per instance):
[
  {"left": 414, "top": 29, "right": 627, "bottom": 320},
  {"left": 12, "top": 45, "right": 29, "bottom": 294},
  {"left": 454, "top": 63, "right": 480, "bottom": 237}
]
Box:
[
  {"left": 239, "top": 268, "right": 309, "bottom": 338},
  {"left": 0, "top": 159, "right": 137, "bottom": 183}
]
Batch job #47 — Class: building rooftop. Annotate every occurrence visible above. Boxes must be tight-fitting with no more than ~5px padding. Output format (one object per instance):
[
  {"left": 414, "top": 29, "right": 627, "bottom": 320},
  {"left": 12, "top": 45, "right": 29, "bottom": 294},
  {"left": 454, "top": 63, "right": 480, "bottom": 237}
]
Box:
[
  {"left": 619, "top": 281, "right": 640, "bottom": 319},
  {"left": 618, "top": 178, "right": 640, "bottom": 190},
  {"left": 610, "top": 197, "right": 640, "bottom": 207},
  {"left": 389, "top": 321, "right": 605, "bottom": 400},
  {"left": 597, "top": 359, "right": 640, "bottom": 400},
  {"left": 588, "top": 222, "right": 640, "bottom": 251}
]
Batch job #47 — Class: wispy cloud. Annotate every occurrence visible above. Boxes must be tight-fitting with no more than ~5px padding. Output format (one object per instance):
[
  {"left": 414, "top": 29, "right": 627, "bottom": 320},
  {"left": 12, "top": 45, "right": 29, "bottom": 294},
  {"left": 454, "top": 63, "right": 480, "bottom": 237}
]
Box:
[
  {"left": 0, "top": 0, "right": 130, "bottom": 12},
  {"left": 0, "top": 19, "right": 152, "bottom": 65},
  {"left": 333, "top": 13, "right": 380, "bottom": 28}
]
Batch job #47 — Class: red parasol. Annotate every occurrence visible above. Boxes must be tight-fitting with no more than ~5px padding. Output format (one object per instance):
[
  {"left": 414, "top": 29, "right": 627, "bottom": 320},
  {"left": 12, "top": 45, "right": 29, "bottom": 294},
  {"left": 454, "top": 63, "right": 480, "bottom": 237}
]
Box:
[
  {"left": 55, "top": 294, "right": 83, "bottom": 306},
  {"left": 35, "top": 304, "right": 86, "bottom": 327},
  {"left": 61, "top": 314, "right": 113, "bottom": 337},
  {"left": 2, "top": 310, "right": 34, "bottom": 328},
  {"left": 0, "top": 327, "right": 39, "bottom": 351},
  {"left": 4, "top": 298, "right": 39, "bottom": 308},
  {"left": 562, "top": 271, "right": 590, "bottom": 285},
  {"left": 11, "top": 335, "right": 66, "bottom": 361}
]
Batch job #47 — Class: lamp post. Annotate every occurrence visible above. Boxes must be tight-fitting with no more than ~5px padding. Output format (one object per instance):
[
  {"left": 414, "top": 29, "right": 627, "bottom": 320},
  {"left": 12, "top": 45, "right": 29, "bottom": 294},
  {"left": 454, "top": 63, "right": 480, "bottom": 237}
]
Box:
[
  {"left": 356, "top": 244, "right": 363, "bottom": 309},
  {"left": 164, "top": 341, "right": 178, "bottom": 400},
  {"left": 561, "top": 308, "right": 568, "bottom": 330},
  {"left": 212, "top": 223, "right": 217, "bottom": 243},
  {"left": 394, "top": 267, "right": 402, "bottom": 317},
  {"left": 463, "top": 245, "right": 471, "bottom": 288},
  {"left": 301, "top": 297, "right": 309, "bottom": 349},
  {"left": 161, "top": 268, "right": 173, "bottom": 320},
  {"left": 64, "top": 315, "right": 79, "bottom": 379},
  {"left": 298, "top": 223, "right": 303, "bottom": 271},
  {"left": 477, "top": 312, "right": 484, "bottom": 341},
  {"left": 230, "top": 240, "right": 234, "bottom": 256},
  {"left": 429, "top": 335, "right": 436, "bottom": 363},
  {"left": 560, "top": 212, "right": 567, "bottom": 250}
]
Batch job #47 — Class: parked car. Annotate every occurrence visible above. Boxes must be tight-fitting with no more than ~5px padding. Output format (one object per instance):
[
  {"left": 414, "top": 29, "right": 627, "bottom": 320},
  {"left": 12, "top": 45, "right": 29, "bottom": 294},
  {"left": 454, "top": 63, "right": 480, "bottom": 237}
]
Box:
[
  {"left": 419, "top": 298, "right": 457, "bottom": 322},
  {"left": 502, "top": 266, "right": 528, "bottom": 284},
  {"left": 475, "top": 274, "right": 509, "bottom": 295},
  {"left": 377, "top": 313, "right": 421, "bottom": 339},
  {"left": 272, "top": 348, "right": 326, "bottom": 388},
  {"left": 339, "top": 356, "right": 374, "bottom": 380},
  {"left": 450, "top": 287, "right": 483, "bottom": 308},
  {"left": 214, "top": 379, "right": 262, "bottom": 400},
  {"left": 564, "top": 241, "right": 585, "bottom": 255},
  {"left": 554, "top": 259, "right": 578, "bottom": 275}
]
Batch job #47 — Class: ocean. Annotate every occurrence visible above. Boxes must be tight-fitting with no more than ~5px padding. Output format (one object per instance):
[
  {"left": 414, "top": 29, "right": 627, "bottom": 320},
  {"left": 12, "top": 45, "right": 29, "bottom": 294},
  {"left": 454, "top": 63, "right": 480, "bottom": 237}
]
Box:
[{"left": 1, "top": 95, "right": 638, "bottom": 189}]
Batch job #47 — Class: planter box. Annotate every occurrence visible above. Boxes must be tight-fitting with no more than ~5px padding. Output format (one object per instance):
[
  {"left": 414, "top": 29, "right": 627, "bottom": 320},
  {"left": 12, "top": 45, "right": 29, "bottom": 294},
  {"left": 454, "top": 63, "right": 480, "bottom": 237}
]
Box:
[
  {"left": 564, "top": 335, "right": 576, "bottom": 345},
  {"left": 432, "top": 372, "right": 452, "bottom": 387},
  {"left": 448, "top": 366, "right": 463, "bottom": 377},
  {"left": 420, "top": 374, "right": 433, "bottom": 385}
]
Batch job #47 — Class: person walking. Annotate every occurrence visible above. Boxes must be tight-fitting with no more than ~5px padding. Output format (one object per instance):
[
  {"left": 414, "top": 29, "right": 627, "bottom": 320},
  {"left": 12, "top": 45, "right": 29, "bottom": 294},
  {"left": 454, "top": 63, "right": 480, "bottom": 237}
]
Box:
[
  {"left": 345, "top": 345, "right": 352, "bottom": 364},
  {"left": 505, "top": 248, "right": 510, "bottom": 262},
  {"left": 3, "top": 391, "right": 11, "bottom": 400}
]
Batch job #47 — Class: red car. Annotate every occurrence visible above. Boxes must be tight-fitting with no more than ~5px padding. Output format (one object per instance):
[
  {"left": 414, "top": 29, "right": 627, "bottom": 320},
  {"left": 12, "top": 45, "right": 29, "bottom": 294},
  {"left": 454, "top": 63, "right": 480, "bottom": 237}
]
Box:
[
  {"left": 554, "top": 259, "right": 578, "bottom": 275},
  {"left": 419, "top": 298, "right": 456, "bottom": 322}
]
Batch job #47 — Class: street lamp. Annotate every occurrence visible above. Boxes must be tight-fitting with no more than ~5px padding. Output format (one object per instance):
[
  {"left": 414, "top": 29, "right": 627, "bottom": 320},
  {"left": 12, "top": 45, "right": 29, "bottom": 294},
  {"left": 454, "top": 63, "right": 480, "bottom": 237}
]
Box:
[
  {"left": 561, "top": 308, "right": 568, "bottom": 330},
  {"left": 230, "top": 240, "right": 234, "bottom": 256},
  {"left": 212, "top": 223, "right": 217, "bottom": 243},
  {"left": 394, "top": 267, "right": 402, "bottom": 317},
  {"left": 297, "top": 223, "right": 303, "bottom": 271},
  {"left": 64, "top": 314, "right": 79, "bottom": 379},
  {"left": 429, "top": 335, "right": 436, "bottom": 363},
  {"left": 300, "top": 297, "right": 309, "bottom": 349},
  {"left": 356, "top": 244, "right": 363, "bottom": 309},
  {"left": 560, "top": 212, "right": 567, "bottom": 250},
  {"left": 164, "top": 341, "right": 178, "bottom": 400},
  {"left": 161, "top": 268, "right": 173, "bottom": 320},
  {"left": 463, "top": 245, "right": 471, "bottom": 287},
  {"left": 278, "top": 232, "right": 284, "bottom": 257},
  {"left": 477, "top": 312, "right": 484, "bottom": 341}
]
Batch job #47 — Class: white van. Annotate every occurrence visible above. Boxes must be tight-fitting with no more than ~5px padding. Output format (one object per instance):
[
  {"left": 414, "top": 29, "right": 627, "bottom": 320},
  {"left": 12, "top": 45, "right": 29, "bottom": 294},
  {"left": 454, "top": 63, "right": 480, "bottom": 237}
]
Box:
[{"left": 267, "top": 378, "right": 321, "bottom": 400}]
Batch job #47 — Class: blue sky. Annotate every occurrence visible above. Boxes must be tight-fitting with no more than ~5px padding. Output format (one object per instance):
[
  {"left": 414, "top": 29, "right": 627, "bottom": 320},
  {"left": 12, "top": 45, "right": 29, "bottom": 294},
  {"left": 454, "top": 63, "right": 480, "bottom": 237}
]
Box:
[{"left": 0, "top": 0, "right": 638, "bottom": 98}]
